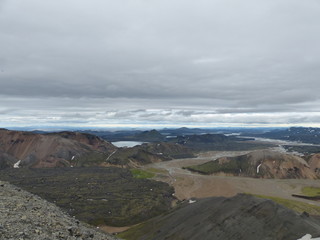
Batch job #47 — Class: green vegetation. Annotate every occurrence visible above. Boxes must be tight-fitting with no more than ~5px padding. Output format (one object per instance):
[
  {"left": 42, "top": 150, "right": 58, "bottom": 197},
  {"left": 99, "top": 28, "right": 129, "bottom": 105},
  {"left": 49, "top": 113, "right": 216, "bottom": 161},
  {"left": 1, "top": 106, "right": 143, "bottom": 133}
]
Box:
[
  {"left": 146, "top": 167, "right": 168, "bottom": 174},
  {"left": 252, "top": 194, "right": 320, "bottom": 215},
  {"left": 131, "top": 169, "right": 155, "bottom": 179},
  {"left": 185, "top": 157, "right": 249, "bottom": 175},
  {"left": 302, "top": 187, "right": 320, "bottom": 197},
  {"left": 0, "top": 167, "right": 174, "bottom": 226}
]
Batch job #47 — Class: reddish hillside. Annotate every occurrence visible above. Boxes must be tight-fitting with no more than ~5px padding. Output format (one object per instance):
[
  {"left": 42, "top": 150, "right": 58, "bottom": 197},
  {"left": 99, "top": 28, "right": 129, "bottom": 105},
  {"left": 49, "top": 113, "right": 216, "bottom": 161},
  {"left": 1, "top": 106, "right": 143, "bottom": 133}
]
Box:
[
  {"left": 307, "top": 153, "right": 320, "bottom": 177},
  {"left": 0, "top": 129, "right": 116, "bottom": 168},
  {"left": 187, "top": 150, "right": 317, "bottom": 179}
]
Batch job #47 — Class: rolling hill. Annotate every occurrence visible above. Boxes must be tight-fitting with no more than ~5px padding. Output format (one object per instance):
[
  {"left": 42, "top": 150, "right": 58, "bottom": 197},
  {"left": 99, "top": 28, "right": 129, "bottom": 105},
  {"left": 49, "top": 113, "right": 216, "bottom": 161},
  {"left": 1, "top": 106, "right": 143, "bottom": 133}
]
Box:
[{"left": 186, "top": 150, "right": 318, "bottom": 179}]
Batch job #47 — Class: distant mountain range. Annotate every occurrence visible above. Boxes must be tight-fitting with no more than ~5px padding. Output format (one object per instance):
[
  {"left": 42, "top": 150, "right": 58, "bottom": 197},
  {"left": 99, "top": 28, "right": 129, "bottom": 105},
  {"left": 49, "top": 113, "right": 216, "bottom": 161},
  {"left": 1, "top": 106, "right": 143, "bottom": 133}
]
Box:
[
  {"left": 0, "top": 129, "right": 273, "bottom": 169},
  {"left": 0, "top": 129, "right": 194, "bottom": 169},
  {"left": 244, "top": 127, "right": 320, "bottom": 144}
]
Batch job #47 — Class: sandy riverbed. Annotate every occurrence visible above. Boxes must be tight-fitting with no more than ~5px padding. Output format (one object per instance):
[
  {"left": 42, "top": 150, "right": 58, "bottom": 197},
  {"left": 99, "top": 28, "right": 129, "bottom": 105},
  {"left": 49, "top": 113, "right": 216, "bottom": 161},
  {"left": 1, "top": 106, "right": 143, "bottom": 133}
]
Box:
[{"left": 144, "top": 151, "right": 320, "bottom": 206}]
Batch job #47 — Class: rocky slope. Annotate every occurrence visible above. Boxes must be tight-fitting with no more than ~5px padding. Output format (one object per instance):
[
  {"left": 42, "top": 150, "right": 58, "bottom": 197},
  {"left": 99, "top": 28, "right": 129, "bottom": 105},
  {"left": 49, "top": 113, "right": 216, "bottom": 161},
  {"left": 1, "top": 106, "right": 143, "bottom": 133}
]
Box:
[
  {"left": 0, "top": 180, "right": 116, "bottom": 240},
  {"left": 105, "top": 142, "right": 194, "bottom": 167},
  {"left": 186, "top": 150, "right": 317, "bottom": 179},
  {"left": 119, "top": 194, "right": 320, "bottom": 240},
  {"left": 0, "top": 167, "right": 175, "bottom": 227},
  {"left": 0, "top": 129, "right": 195, "bottom": 169},
  {"left": 306, "top": 153, "right": 320, "bottom": 177},
  {"left": 0, "top": 129, "right": 116, "bottom": 168}
]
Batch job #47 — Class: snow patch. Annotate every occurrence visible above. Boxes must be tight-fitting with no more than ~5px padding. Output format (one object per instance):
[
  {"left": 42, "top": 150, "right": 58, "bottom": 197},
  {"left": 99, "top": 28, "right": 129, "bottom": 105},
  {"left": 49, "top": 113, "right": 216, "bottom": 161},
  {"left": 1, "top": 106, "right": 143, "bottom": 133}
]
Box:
[
  {"left": 256, "top": 163, "right": 262, "bottom": 174},
  {"left": 13, "top": 160, "right": 21, "bottom": 168},
  {"left": 297, "top": 234, "right": 320, "bottom": 240},
  {"left": 106, "top": 150, "right": 117, "bottom": 161}
]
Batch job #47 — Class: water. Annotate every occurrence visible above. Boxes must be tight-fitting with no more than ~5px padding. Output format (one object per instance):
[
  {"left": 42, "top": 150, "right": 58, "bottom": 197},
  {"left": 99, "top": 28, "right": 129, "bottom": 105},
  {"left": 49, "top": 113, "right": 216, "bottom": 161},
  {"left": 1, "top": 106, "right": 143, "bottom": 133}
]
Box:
[{"left": 112, "top": 141, "right": 146, "bottom": 148}]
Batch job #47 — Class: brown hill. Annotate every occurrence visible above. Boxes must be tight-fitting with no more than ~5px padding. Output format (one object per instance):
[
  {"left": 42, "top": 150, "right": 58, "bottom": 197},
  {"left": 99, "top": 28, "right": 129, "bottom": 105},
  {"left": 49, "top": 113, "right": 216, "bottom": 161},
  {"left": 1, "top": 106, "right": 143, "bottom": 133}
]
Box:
[
  {"left": 0, "top": 129, "right": 116, "bottom": 168},
  {"left": 104, "top": 142, "right": 194, "bottom": 168},
  {"left": 306, "top": 153, "right": 320, "bottom": 177},
  {"left": 186, "top": 150, "right": 317, "bottom": 179}
]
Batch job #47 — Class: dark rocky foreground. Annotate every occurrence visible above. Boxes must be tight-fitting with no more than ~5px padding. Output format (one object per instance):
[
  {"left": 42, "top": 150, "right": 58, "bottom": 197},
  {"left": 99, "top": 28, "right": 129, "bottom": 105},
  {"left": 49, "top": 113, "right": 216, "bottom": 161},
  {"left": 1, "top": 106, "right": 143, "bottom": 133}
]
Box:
[
  {"left": 0, "top": 167, "right": 174, "bottom": 226},
  {"left": 0, "top": 180, "right": 116, "bottom": 240},
  {"left": 120, "top": 194, "right": 320, "bottom": 240}
]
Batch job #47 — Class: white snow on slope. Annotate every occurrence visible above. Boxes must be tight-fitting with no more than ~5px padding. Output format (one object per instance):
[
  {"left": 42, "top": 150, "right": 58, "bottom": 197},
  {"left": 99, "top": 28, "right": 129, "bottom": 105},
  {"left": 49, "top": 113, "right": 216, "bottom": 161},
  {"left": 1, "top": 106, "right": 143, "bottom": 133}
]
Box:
[
  {"left": 106, "top": 150, "right": 117, "bottom": 161},
  {"left": 256, "top": 163, "right": 262, "bottom": 174},
  {"left": 298, "top": 234, "right": 320, "bottom": 240},
  {"left": 13, "top": 160, "right": 21, "bottom": 168}
]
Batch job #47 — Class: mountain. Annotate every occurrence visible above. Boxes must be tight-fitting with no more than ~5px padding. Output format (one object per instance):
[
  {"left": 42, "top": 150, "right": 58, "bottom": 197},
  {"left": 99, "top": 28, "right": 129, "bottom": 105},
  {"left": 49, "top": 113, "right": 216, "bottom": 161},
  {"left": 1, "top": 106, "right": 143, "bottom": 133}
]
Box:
[
  {"left": 119, "top": 194, "right": 320, "bottom": 240},
  {"left": 0, "top": 129, "right": 195, "bottom": 169},
  {"left": 168, "top": 133, "right": 273, "bottom": 151},
  {"left": 245, "top": 127, "right": 320, "bottom": 144},
  {"left": 186, "top": 150, "right": 317, "bottom": 179},
  {"left": 159, "top": 127, "right": 212, "bottom": 136},
  {"left": 0, "top": 129, "right": 116, "bottom": 168},
  {"left": 306, "top": 153, "right": 320, "bottom": 177},
  {"left": 104, "top": 142, "right": 194, "bottom": 168},
  {"left": 133, "top": 129, "right": 165, "bottom": 142},
  {"left": 87, "top": 129, "right": 166, "bottom": 142}
]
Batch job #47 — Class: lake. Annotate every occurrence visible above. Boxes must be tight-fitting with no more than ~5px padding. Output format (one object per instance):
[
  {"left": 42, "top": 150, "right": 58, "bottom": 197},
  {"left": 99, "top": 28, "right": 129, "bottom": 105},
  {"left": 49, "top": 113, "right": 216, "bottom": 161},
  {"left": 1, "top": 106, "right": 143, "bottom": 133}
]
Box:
[{"left": 112, "top": 141, "right": 146, "bottom": 148}]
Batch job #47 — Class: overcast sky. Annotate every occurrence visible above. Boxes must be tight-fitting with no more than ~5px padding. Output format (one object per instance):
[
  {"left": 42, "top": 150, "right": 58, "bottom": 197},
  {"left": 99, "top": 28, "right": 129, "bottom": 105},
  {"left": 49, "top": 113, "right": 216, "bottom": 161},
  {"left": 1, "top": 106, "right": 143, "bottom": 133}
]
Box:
[{"left": 1, "top": 0, "right": 320, "bottom": 129}]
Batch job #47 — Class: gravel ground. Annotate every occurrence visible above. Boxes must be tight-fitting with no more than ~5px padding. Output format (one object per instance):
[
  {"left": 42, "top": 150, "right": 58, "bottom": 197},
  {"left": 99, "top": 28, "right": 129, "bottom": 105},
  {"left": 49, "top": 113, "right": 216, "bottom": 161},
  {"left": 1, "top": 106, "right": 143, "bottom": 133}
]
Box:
[
  {"left": 0, "top": 181, "right": 117, "bottom": 240},
  {"left": 145, "top": 151, "right": 320, "bottom": 205}
]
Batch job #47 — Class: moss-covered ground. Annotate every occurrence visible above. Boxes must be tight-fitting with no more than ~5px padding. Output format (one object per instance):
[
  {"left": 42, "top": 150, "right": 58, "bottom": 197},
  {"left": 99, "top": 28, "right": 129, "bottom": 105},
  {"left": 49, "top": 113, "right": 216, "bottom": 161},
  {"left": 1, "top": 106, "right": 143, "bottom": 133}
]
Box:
[
  {"left": 130, "top": 169, "right": 155, "bottom": 179},
  {"left": 301, "top": 187, "right": 320, "bottom": 197},
  {"left": 0, "top": 167, "right": 174, "bottom": 226},
  {"left": 251, "top": 194, "right": 320, "bottom": 216},
  {"left": 185, "top": 157, "right": 249, "bottom": 175}
]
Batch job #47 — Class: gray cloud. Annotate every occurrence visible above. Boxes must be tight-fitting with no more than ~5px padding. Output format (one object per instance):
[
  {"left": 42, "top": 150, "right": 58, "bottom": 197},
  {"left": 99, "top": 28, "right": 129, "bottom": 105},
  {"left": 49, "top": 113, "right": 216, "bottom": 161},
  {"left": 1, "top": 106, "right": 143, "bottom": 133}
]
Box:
[{"left": 1, "top": 0, "right": 320, "bottom": 127}]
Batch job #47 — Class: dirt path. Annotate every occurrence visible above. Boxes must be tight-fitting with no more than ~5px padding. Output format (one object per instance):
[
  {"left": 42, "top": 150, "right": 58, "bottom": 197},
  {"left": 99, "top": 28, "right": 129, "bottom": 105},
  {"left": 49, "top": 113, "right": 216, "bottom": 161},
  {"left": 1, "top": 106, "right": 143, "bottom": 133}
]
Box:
[{"left": 144, "top": 151, "right": 320, "bottom": 206}]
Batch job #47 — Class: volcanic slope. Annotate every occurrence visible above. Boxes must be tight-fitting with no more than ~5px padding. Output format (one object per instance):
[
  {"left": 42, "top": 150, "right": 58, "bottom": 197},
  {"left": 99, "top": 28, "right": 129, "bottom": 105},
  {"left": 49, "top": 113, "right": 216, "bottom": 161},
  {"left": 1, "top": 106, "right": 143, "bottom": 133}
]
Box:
[
  {"left": 105, "top": 142, "right": 194, "bottom": 167},
  {"left": 119, "top": 194, "right": 320, "bottom": 240},
  {"left": 0, "top": 180, "right": 116, "bottom": 240},
  {"left": 306, "top": 153, "right": 320, "bottom": 178},
  {"left": 186, "top": 150, "right": 317, "bottom": 179},
  {"left": 0, "top": 129, "right": 116, "bottom": 168}
]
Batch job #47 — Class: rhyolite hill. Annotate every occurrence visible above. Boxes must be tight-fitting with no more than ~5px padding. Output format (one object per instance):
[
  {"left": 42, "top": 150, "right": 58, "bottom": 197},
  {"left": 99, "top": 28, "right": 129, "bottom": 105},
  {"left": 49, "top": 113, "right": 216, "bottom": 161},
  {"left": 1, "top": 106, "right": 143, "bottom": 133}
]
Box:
[
  {"left": 0, "top": 129, "right": 193, "bottom": 169},
  {"left": 186, "top": 150, "right": 319, "bottom": 179}
]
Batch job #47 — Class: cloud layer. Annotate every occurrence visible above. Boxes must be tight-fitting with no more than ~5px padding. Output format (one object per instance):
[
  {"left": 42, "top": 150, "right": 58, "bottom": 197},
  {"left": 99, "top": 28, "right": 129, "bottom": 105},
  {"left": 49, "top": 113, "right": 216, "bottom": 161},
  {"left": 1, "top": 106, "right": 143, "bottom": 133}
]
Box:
[{"left": 1, "top": 0, "right": 320, "bottom": 128}]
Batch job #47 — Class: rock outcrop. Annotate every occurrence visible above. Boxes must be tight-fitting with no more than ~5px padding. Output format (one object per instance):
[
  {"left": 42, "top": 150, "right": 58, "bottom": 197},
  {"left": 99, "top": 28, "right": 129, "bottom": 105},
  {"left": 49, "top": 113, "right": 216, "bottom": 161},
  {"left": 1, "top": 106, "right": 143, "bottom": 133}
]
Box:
[{"left": 0, "top": 180, "right": 116, "bottom": 240}]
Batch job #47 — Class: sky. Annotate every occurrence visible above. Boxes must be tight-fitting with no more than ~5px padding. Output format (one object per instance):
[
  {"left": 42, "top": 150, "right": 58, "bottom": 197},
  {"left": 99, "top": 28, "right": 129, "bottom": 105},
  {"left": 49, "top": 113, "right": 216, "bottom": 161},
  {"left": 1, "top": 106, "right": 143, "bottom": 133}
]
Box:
[{"left": 1, "top": 0, "right": 320, "bottom": 129}]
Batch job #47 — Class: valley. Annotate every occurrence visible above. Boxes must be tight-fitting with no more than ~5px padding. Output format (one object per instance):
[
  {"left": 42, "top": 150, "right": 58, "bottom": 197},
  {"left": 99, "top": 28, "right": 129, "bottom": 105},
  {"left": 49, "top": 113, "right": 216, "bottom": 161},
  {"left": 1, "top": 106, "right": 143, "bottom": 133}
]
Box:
[
  {"left": 142, "top": 151, "right": 320, "bottom": 205},
  {"left": 1, "top": 127, "right": 320, "bottom": 239}
]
